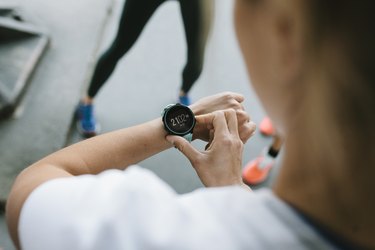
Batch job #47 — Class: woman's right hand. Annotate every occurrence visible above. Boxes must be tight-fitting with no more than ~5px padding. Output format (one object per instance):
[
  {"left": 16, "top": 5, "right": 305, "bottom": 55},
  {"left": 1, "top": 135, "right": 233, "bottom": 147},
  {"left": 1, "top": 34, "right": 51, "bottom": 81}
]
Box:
[
  {"left": 192, "top": 109, "right": 255, "bottom": 143},
  {"left": 166, "top": 109, "right": 252, "bottom": 188},
  {"left": 189, "top": 92, "right": 255, "bottom": 143}
]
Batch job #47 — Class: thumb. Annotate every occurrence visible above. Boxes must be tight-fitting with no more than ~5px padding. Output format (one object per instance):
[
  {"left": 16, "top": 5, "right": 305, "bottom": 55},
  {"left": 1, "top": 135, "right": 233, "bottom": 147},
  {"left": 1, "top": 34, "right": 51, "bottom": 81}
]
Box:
[{"left": 166, "top": 135, "right": 201, "bottom": 161}]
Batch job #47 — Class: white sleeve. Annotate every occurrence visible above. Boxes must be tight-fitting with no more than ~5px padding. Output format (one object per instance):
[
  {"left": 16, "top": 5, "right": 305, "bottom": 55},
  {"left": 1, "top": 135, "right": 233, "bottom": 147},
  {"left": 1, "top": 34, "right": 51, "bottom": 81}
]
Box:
[
  {"left": 18, "top": 166, "right": 181, "bottom": 250},
  {"left": 19, "top": 167, "right": 332, "bottom": 250}
]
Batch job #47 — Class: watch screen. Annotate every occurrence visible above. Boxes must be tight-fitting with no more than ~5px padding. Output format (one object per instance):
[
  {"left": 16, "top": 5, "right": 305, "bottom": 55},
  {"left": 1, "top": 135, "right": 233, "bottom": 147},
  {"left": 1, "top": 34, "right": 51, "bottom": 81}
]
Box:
[{"left": 165, "top": 106, "right": 195, "bottom": 134}]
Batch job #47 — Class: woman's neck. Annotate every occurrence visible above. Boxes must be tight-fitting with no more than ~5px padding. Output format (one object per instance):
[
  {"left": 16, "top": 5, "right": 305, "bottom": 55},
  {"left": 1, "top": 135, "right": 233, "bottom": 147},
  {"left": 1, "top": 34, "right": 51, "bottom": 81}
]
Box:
[{"left": 273, "top": 134, "right": 375, "bottom": 248}]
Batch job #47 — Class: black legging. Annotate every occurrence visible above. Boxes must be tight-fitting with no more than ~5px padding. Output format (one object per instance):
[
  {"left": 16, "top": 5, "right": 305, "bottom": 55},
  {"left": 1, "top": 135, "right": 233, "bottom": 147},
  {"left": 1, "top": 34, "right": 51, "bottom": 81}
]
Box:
[{"left": 88, "top": 0, "right": 212, "bottom": 98}]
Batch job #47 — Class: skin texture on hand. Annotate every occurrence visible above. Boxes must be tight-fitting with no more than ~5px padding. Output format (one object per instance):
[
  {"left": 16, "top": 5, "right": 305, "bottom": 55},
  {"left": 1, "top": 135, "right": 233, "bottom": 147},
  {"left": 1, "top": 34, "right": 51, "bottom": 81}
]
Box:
[
  {"left": 189, "top": 91, "right": 255, "bottom": 143},
  {"left": 193, "top": 110, "right": 255, "bottom": 143},
  {"left": 167, "top": 109, "right": 255, "bottom": 188},
  {"left": 190, "top": 92, "right": 245, "bottom": 115}
]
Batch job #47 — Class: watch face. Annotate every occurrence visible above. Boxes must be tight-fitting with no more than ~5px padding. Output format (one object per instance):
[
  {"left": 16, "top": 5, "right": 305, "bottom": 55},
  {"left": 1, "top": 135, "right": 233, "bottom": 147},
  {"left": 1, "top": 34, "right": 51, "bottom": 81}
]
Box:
[{"left": 164, "top": 105, "right": 195, "bottom": 135}]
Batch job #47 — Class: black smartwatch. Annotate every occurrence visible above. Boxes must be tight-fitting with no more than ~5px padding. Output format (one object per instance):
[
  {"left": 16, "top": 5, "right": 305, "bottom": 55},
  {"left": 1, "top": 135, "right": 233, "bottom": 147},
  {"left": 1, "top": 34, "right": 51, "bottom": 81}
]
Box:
[{"left": 162, "top": 103, "right": 196, "bottom": 142}]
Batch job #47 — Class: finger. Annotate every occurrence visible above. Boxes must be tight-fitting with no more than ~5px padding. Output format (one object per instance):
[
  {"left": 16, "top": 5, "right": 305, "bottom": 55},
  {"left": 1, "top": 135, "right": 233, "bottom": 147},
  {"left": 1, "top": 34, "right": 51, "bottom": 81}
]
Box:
[
  {"left": 224, "top": 109, "right": 239, "bottom": 136},
  {"left": 236, "top": 110, "right": 250, "bottom": 124},
  {"left": 195, "top": 113, "right": 215, "bottom": 130},
  {"left": 226, "top": 93, "right": 245, "bottom": 110},
  {"left": 212, "top": 111, "right": 229, "bottom": 134},
  {"left": 249, "top": 121, "right": 257, "bottom": 136},
  {"left": 230, "top": 99, "right": 245, "bottom": 111},
  {"left": 229, "top": 92, "right": 245, "bottom": 103},
  {"left": 193, "top": 114, "right": 214, "bottom": 141},
  {"left": 205, "top": 129, "right": 215, "bottom": 150},
  {"left": 239, "top": 121, "right": 257, "bottom": 143},
  {"left": 166, "top": 135, "right": 201, "bottom": 161}
]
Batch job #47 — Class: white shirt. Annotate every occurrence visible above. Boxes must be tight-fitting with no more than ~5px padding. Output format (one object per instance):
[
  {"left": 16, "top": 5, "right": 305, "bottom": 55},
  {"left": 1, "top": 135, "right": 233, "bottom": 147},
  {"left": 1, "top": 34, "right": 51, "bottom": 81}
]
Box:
[{"left": 19, "top": 166, "right": 336, "bottom": 250}]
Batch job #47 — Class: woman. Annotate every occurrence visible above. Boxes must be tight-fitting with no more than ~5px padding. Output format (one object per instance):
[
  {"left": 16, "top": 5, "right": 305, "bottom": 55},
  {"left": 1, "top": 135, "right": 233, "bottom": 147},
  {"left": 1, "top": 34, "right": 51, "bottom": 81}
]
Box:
[{"left": 7, "top": 0, "right": 374, "bottom": 249}]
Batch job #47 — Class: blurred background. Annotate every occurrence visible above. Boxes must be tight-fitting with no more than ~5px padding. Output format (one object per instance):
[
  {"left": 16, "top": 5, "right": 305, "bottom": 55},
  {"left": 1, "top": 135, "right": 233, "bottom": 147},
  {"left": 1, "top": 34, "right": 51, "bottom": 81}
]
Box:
[{"left": 0, "top": 0, "right": 279, "bottom": 248}]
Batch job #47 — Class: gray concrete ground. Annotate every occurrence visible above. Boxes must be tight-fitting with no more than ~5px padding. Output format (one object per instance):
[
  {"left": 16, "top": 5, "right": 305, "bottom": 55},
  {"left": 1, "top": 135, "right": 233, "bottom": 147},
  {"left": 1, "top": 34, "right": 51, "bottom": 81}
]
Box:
[
  {"left": 0, "top": 0, "right": 281, "bottom": 248},
  {"left": 0, "top": 0, "right": 114, "bottom": 203}
]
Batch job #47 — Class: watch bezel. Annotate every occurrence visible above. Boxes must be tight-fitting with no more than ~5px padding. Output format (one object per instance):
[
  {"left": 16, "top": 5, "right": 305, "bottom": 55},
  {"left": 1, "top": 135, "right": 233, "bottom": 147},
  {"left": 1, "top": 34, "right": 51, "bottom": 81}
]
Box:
[{"left": 162, "top": 104, "right": 196, "bottom": 136}]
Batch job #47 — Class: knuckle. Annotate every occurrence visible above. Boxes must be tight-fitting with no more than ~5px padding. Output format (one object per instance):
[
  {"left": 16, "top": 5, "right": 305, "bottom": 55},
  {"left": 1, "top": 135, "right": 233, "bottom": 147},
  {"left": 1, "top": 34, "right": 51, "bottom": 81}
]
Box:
[
  {"left": 221, "top": 136, "right": 244, "bottom": 151},
  {"left": 221, "top": 137, "right": 232, "bottom": 146},
  {"left": 236, "top": 110, "right": 247, "bottom": 121},
  {"left": 177, "top": 143, "right": 186, "bottom": 153},
  {"left": 229, "top": 100, "right": 241, "bottom": 109},
  {"left": 226, "top": 108, "right": 236, "bottom": 116},
  {"left": 190, "top": 155, "right": 203, "bottom": 168},
  {"left": 223, "top": 92, "right": 232, "bottom": 99},
  {"left": 236, "top": 140, "right": 244, "bottom": 150},
  {"left": 231, "top": 138, "right": 244, "bottom": 151},
  {"left": 215, "top": 110, "right": 225, "bottom": 117}
]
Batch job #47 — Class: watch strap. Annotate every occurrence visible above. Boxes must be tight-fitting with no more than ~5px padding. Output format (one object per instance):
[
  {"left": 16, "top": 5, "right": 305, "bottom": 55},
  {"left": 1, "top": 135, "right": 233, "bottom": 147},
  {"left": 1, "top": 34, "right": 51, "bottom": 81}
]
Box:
[{"left": 183, "top": 133, "right": 193, "bottom": 142}]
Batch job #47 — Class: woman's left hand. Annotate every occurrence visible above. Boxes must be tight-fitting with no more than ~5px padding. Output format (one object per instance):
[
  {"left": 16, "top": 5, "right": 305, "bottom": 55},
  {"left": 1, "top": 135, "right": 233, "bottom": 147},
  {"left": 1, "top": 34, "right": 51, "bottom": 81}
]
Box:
[{"left": 189, "top": 92, "right": 245, "bottom": 115}]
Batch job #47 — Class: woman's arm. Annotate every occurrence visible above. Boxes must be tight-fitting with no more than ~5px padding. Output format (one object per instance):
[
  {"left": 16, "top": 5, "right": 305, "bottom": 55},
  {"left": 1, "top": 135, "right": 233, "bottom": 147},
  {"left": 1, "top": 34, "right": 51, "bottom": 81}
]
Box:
[
  {"left": 6, "top": 91, "right": 252, "bottom": 248},
  {"left": 6, "top": 118, "right": 171, "bottom": 248}
]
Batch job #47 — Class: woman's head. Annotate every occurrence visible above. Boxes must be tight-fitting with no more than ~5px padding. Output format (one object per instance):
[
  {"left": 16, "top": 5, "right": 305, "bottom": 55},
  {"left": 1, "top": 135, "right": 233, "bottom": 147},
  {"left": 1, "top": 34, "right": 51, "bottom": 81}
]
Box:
[{"left": 235, "top": 0, "right": 374, "bottom": 166}]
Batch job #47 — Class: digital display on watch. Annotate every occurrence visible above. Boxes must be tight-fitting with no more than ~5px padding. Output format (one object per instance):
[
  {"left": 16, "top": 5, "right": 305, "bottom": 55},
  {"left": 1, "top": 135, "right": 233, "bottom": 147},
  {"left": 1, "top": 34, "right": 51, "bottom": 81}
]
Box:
[{"left": 164, "top": 105, "right": 195, "bottom": 135}]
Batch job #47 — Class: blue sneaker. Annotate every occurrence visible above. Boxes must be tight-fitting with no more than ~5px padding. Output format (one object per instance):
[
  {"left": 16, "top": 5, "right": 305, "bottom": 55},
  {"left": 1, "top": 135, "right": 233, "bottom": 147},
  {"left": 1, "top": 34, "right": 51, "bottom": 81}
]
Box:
[
  {"left": 76, "top": 102, "right": 99, "bottom": 137},
  {"left": 178, "top": 95, "right": 191, "bottom": 106}
]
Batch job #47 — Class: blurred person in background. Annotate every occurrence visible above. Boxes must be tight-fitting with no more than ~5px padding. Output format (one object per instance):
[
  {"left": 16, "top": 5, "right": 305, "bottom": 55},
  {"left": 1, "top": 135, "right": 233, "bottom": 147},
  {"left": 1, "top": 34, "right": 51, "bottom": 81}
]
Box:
[
  {"left": 242, "top": 117, "right": 283, "bottom": 186},
  {"left": 77, "top": 0, "right": 214, "bottom": 137},
  {"left": 6, "top": 0, "right": 375, "bottom": 249}
]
